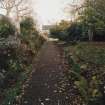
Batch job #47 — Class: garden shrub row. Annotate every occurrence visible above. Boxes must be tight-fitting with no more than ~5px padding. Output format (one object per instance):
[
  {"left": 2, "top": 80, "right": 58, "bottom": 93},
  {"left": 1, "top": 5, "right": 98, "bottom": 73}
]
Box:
[{"left": 0, "top": 15, "right": 45, "bottom": 105}]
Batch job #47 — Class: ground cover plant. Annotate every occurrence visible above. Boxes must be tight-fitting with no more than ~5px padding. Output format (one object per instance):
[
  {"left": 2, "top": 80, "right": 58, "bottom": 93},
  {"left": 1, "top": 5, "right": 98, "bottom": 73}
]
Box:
[{"left": 64, "top": 42, "right": 105, "bottom": 105}]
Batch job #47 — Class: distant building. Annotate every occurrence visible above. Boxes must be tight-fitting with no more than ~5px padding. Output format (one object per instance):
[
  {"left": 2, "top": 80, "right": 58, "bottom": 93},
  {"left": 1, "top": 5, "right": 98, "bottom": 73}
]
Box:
[
  {"left": 42, "top": 25, "right": 55, "bottom": 31},
  {"left": 42, "top": 25, "right": 54, "bottom": 35}
]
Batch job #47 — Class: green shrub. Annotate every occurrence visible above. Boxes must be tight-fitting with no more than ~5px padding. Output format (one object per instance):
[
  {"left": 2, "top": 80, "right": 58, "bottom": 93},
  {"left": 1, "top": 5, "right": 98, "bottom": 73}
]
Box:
[
  {"left": 20, "top": 17, "right": 45, "bottom": 54},
  {"left": 0, "top": 15, "right": 16, "bottom": 38},
  {"left": 0, "top": 15, "right": 45, "bottom": 105},
  {"left": 75, "top": 43, "right": 105, "bottom": 65},
  {"left": 0, "top": 15, "right": 19, "bottom": 89}
]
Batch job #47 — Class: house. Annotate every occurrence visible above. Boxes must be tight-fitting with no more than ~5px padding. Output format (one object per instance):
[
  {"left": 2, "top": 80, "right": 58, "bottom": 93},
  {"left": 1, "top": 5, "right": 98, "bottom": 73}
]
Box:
[{"left": 42, "top": 25, "right": 55, "bottom": 34}]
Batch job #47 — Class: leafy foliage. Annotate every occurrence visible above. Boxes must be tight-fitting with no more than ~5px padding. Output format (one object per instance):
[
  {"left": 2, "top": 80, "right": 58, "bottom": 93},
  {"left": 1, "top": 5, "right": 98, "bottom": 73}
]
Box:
[
  {"left": 50, "top": 0, "right": 105, "bottom": 41},
  {"left": 20, "top": 17, "right": 44, "bottom": 54},
  {"left": 0, "top": 16, "right": 16, "bottom": 38},
  {"left": 0, "top": 15, "right": 45, "bottom": 105},
  {"left": 65, "top": 42, "right": 105, "bottom": 105},
  {"left": 50, "top": 20, "right": 70, "bottom": 41}
]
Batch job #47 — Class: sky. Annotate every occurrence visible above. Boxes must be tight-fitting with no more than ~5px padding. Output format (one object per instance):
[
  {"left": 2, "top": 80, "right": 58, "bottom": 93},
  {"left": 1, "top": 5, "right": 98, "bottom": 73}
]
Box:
[
  {"left": 0, "top": 0, "right": 80, "bottom": 26},
  {"left": 32, "top": 0, "right": 79, "bottom": 25}
]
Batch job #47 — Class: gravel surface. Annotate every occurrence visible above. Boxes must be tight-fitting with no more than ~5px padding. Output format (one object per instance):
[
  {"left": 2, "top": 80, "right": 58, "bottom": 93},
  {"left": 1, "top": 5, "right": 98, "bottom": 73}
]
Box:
[{"left": 19, "top": 42, "right": 70, "bottom": 105}]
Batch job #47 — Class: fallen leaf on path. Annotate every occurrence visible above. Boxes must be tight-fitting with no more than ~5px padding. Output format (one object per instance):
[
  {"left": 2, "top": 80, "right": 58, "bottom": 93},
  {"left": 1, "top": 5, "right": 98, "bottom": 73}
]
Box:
[
  {"left": 45, "top": 98, "right": 50, "bottom": 101},
  {"left": 53, "top": 90, "right": 57, "bottom": 93},
  {"left": 41, "top": 102, "right": 44, "bottom": 105},
  {"left": 24, "top": 101, "right": 28, "bottom": 104}
]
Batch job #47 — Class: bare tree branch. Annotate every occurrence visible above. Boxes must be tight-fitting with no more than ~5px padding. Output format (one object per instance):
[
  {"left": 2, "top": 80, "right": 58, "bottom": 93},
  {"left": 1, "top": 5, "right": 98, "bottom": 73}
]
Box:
[
  {"left": 0, "top": 0, "right": 33, "bottom": 33},
  {"left": 0, "top": 0, "right": 30, "bottom": 16}
]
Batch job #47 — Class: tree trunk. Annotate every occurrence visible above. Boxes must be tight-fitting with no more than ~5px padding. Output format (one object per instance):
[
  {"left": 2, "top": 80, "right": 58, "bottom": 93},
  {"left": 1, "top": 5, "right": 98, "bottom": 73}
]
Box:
[
  {"left": 88, "top": 29, "right": 93, "bottom": 41},
  {"left": 6, "top": 9, "right": 11, "bottom": 17},
  {"left": 15, "top": 21, "right": 20, "bottom": 34},
  {"left": 15, "top": 6, "right": 21, "bottom": 34}
]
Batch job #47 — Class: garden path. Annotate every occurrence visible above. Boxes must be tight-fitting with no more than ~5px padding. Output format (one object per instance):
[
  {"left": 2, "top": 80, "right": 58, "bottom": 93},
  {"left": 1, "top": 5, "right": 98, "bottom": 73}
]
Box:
[{"left": 19, "top": 42, "right": 69, "bottom": 105}]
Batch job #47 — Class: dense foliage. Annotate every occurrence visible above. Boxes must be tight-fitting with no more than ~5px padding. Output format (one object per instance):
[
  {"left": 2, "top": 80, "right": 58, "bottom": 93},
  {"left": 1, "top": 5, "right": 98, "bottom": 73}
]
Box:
[
  {"left": 0, "top": 16, "right": 16, "bottom": 38},
  {"left": 64, "top": 42, "right": 105, "bottom": 105},
  {"left": 50, "top": 20, "right": 70, "bottom": 41},
  {"left": 50, "top": 0, "right": 105, "bottom": 41},
  {"left": 20, "top": 17, "right": 44, "bottom": 54},
  {"left": 0, "top": 16, "right": 45, "bottom": 105}
]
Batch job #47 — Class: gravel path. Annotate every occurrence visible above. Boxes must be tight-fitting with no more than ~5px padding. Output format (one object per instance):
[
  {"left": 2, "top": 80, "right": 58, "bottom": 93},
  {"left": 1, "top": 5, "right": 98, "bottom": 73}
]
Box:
[{"left": 19, "top": 42, "right": 70, "bottom": 105}]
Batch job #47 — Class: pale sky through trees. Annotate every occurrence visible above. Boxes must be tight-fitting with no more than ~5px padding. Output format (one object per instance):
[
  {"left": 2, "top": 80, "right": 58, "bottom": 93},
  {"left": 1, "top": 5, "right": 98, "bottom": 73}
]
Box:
[
  {"left": 32, "top": 0, "right": 80, "bottom": 25},
  {"left": 0, "top": 0, "right": 80, "bottom": 25}
]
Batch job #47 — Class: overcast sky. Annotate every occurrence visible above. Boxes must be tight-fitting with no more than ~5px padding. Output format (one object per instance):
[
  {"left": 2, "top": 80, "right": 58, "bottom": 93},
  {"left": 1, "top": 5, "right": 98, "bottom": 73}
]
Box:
[
  {"left": 0, "top": 0, "right": 80, "bottom": 26},
  {"left": 32, "top": 0, "right": 80, "bottom": 25}
]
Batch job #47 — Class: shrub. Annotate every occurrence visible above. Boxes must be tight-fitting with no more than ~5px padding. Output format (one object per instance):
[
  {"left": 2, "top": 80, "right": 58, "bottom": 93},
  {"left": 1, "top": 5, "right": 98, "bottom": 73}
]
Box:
[
  {"left": 50, "top": 22, "right": 83, "bottom": 41},
  {"left": 65, "top": 22, "right": 83, "bottom": 41},
  {"left": 0, "top": 15, "right": 45, "bottom": 105},
  {"left": 0, "top": 15, "right": 16, "bottom": 38},
  {"left": 20, "top": 17, "right": 45, "bottom": 54}
]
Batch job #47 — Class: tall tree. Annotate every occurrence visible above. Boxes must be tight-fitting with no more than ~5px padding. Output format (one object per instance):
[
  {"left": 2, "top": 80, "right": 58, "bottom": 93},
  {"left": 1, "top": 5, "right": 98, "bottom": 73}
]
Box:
[
  {"left": 14, "top": 0, "right": 32, "bottom": 33},
  {"left": 0, "top": 0, "right": 32, "bottom": 33},
  {"left": 0, "top": 0, "right": 23, "bottom": 16},
  {"left": 74, "top": 0, "right": 105, "bottom": 41},
  {"left": 82, "top": 0, "right": 105, "bottom": 41}
]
